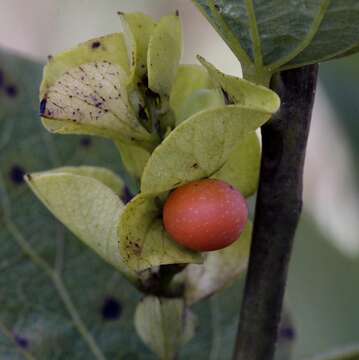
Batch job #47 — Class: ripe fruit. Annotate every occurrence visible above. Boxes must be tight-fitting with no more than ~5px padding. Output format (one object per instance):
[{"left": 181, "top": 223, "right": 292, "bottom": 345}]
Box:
[{"left": 163, "top": 179, "right": 248, "bottom": 251}]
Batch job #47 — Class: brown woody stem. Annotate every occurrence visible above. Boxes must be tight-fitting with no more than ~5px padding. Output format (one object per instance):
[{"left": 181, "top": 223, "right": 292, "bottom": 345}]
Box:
[{"left": 233, "top": 64, "right": 319, "bottom": 360}]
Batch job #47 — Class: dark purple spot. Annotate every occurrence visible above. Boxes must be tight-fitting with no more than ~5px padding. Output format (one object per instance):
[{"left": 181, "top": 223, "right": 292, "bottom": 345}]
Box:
[
  {"left": 9, "top": 165, "right": 26, "bottom": 185},
  {"left": 14, "top": 334, "right": 29, "bottom": 349},
  {"left": 279, "top": 326, "right": 295, "bottom": 340},
  {"left": 175, "top": 9, "right": 179, "bottom": 16},
  {"left": 40, "top": 98, "right": 47, "bottom": 116},
  {"left": 80, "top": 137, "right": 92, "bottom": 147},
  {"left": 5, "top": 84, "right": 18, "bottom": 98},
  {"left": 101, "top": 297, "right": 122, "bottom": 320},
  {"left": 91, "top": 41, "right": 101, "bottom": 49},
  {"left": 47, "top": 54, "right": 53, "bottom": 61},
  {"left": 121, "top": 186, "right": 133, "bottom": 204}
]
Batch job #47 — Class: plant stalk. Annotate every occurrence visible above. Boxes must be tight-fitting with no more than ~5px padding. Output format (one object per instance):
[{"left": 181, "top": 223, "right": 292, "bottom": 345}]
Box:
[{"left": 233, "top": 64, "right": 319, "bottom": 360}]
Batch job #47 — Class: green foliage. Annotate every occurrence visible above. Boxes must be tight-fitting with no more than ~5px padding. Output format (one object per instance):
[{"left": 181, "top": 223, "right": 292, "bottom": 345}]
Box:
[
  {"left": 194, "top": 0, "right": 359, "bottom": 83},
  {"left": 32, "top": 11, "right": 278, "bottom": 272}
]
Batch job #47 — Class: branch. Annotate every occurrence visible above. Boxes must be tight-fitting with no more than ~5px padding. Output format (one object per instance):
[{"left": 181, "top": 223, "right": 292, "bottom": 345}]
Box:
[{"left": 233, "top": 64, "right": 319, "bottom": 360}]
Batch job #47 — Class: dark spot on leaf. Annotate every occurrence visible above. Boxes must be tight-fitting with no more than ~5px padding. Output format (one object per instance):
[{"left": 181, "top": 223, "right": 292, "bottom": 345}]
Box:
[
  {"left": 117, "top": 10, "right": 124, "bottom": 15},
  {"left": 91, "top": 41, "right": 101, "bottom": 49},
  {"left": 175, "top": 10, "right": 179, "bottom": 16},
  {"left": 121, "top": 186, "right": 133, "bottom": 204},
  {"left": 47, "top": 54, "right": 53, "bottom": 61},
  {"left": 5, "top": 84, "right": 18, "bottom": 98},
  {"left": 40, "top": 98, "right": 47, "bottom": 116},
  {"left": 9, "top": 165, "right": 26, "bottom": 185},
  {"left": 80, "top": 137, "right": 92, "bottom": 147},
  {"left": 191, "top": 163, "right": 199, "bottom": 169},
  {"left": 279, "top": 326, "right": 295, "bottom": 340},
  {"left": 101, "top": 297, "right": 122, "bottom": 321},
  {"left": 14, "top": 334, "right": 29, "bottom": 349},
  {"left": 214, "top": 3, "right": 221, "bottom": 11}
]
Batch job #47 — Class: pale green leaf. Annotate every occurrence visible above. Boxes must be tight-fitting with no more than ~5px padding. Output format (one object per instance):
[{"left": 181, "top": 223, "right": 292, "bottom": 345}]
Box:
[
  {"left": 170, "top": 64, "right": 215, "bottom": 122},
  {"left": 194, "top": 1, "right": 359, "bottom": 75},
  {"left": 47, "top": 165, "right": 126, "bottom": 195},
  {"left": 25, "top": 171, "right": 134, "bottom": 278},
  {"left": 118, "top": 193, "right": 202, "bottom": 272},
  {"left": 41, "top": 61, "right": 154, "bottom": 148},
  {"left": 141, "top": 105, "right": 272, "bottom": 194},
  {"left": 175, "top": 88, "right": 225, "bottom": 125},
  {"left": 119, "top": 12, "right": 156, "bottom": 81},
  {"left": 198, "top": 56, "right": 280, "bottom": 113},
  {"left": 148, "top": 13, "right": 183, "bottom": 97},
  {"left": 135, "top": 296, "right": 196, "bottom": 360},
  {"left": 184, "top": 222, "right": 252, "bottom": 305},
  {"left": 212, "top": 132, "right": 260, "bottom": 197},
  {"left": 40, "top": 33, "right": 129, "bottom": 96},
  {"left": 115, "top": 140, "right": 151, "bottom": 180}
]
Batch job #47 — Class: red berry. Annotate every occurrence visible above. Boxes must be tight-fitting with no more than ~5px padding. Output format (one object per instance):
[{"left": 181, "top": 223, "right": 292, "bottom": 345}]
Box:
[{"left": 163, "top": 179, "right": 248, "bottom": 251}]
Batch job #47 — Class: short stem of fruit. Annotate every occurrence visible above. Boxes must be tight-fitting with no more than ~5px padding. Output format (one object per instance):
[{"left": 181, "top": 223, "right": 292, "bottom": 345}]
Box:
[{"left": 233, "top": 64, "right": 319, "bottom": 360}]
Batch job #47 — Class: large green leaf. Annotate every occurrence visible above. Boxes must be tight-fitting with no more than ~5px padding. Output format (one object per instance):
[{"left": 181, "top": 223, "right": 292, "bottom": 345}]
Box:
[
  {"left": 118, "top": 194, "right": 202, "bottom": 272},
  {"left": 141, "top": 105, "right": 273, "bottom": 194},
  {"left": 194, "top": 1, "right": 359, "bottom": 79},
  {"left": 287, "top": 215, "right": 359, "bottom": 359}
]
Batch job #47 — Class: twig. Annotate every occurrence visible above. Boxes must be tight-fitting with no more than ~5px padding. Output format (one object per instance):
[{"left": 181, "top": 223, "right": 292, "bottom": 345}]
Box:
[{"left": 233, "top": 64, "right": 319, "bottom": 360}]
